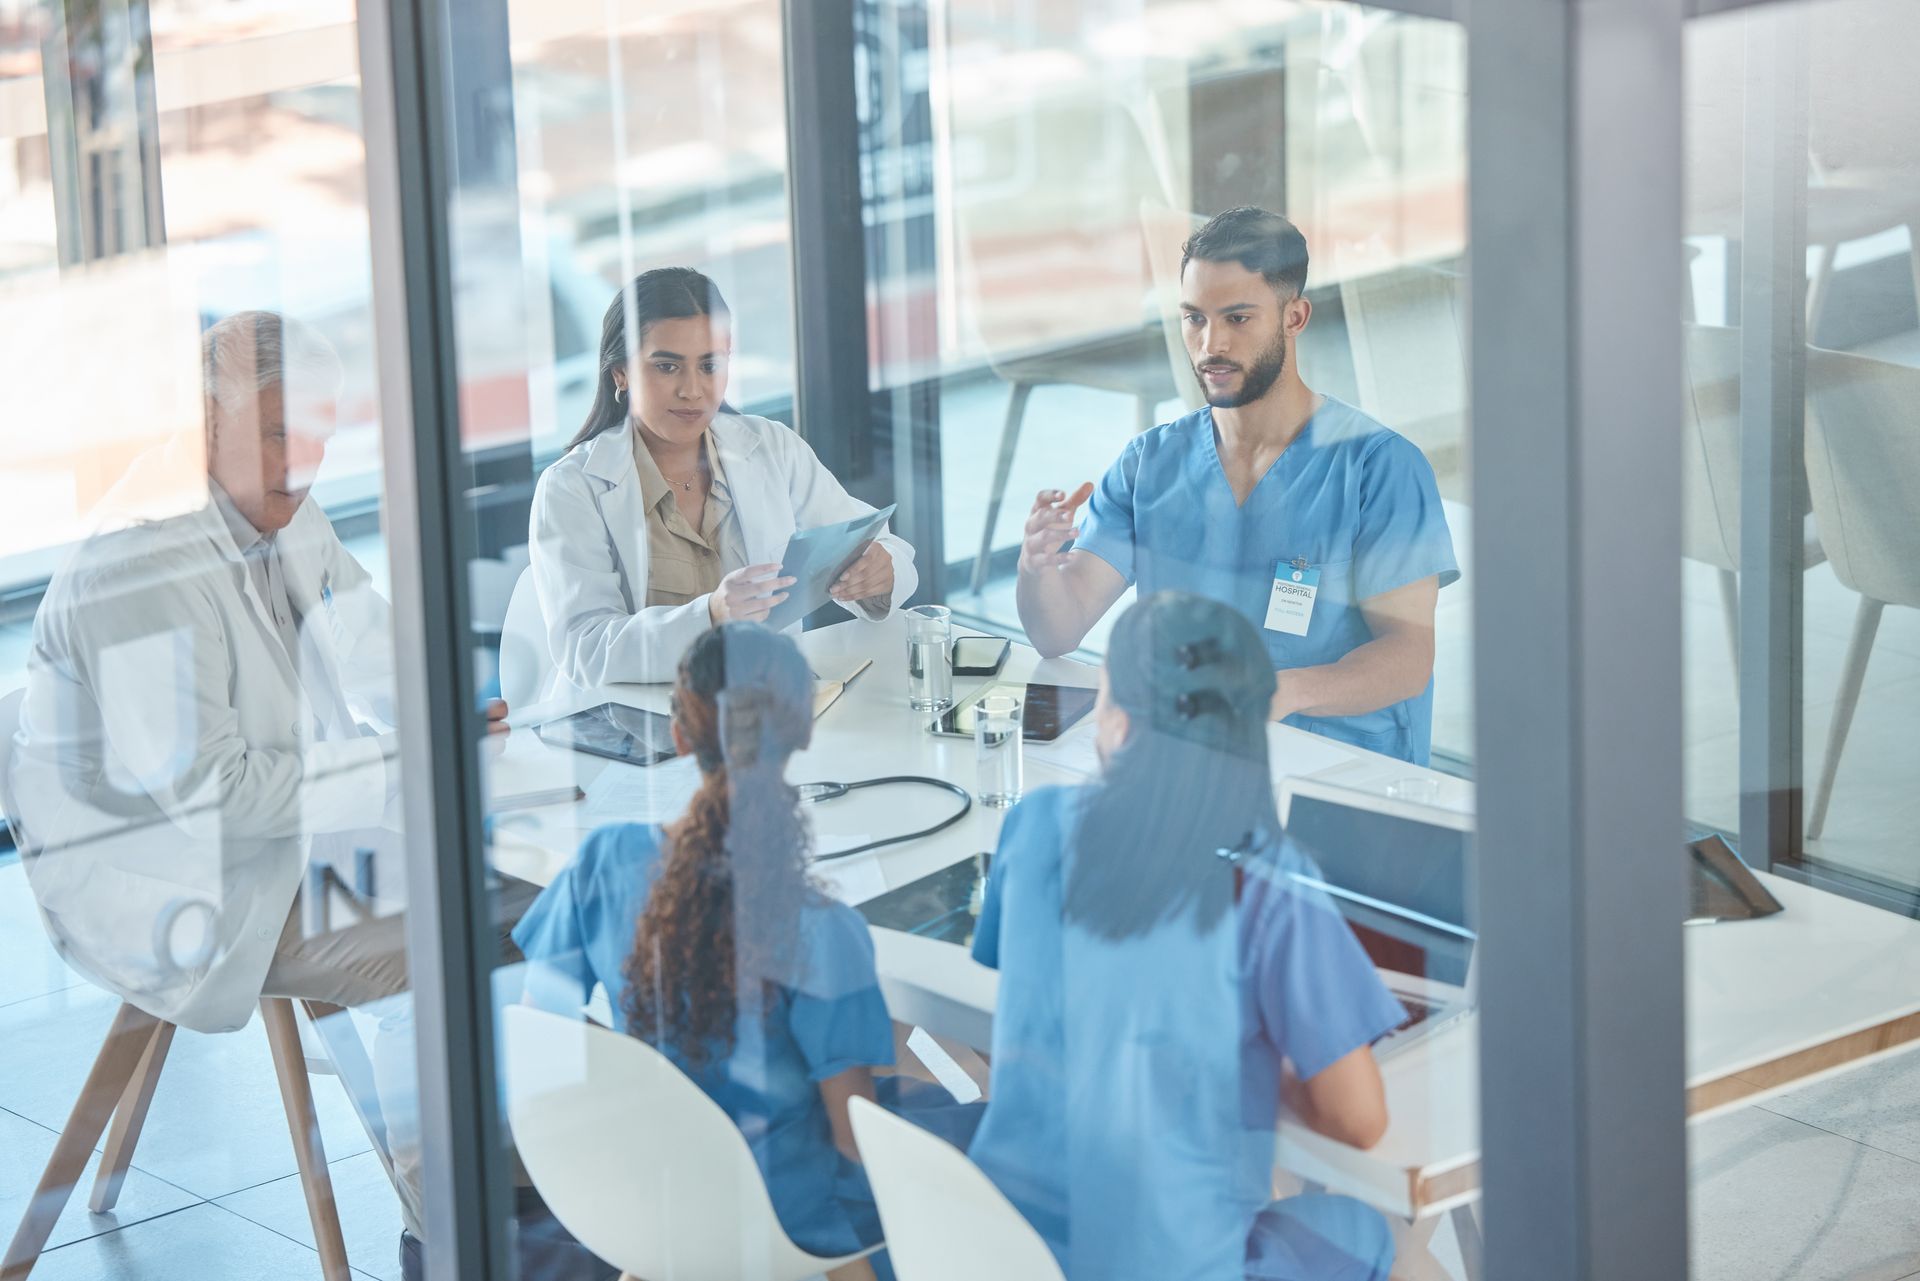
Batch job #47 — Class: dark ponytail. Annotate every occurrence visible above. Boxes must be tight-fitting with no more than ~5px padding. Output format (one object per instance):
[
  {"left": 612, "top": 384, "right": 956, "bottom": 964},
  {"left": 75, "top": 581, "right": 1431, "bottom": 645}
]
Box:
[
  {"left": 569, "top": 267, "right": 732, "bottom": 451},
  {"left": 1063, "top": 594, "right": 1279, "bottom": 941},
  {"left": 620, "top": 624, "right": 816, "bottom": 1067}
]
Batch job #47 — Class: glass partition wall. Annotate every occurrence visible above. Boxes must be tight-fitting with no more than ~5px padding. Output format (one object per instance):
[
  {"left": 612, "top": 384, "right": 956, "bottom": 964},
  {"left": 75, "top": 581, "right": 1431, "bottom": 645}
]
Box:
[
  {"left": 1681, "top": 2, "right": 1920, "bottom": 1277},
  {"left": 6, "top": 0, "right": 1919, "bottom": 1278},
  {"left": 0, "top": 5, "right": 437, "bottom": 1279}
]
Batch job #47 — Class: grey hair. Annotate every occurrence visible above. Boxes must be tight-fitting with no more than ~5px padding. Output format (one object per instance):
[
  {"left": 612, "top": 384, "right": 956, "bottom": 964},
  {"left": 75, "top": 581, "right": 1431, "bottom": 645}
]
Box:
[{"left": 201, "top": 311, "right": 343, "bottom": 410}]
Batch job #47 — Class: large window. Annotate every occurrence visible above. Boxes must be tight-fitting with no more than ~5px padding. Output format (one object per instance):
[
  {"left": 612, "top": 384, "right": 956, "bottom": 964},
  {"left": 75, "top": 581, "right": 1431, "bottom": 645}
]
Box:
[
  {"left": 6, "top": 0, "right": 1920, "bottom": 1279},
  {"left": 1682, "top": 1, "right": 1920, "bottom": 1274}
]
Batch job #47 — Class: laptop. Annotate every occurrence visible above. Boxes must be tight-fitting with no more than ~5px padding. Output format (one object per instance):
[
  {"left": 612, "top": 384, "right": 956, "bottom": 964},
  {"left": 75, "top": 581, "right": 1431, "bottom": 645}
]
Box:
[{"left": 1278, "top": 778, "right": 1476, "bottom": 1061}]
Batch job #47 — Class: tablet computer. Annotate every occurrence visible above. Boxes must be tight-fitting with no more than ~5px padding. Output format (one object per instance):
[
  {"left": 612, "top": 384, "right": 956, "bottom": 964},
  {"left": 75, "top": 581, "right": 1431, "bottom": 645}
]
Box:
[
  {"left": 928, "top": 681, "right": 1097, "bottom": 743},
  {"left": 762, "top": 504, "right": 898, "bottom": 632},
  {"left": 857, "top": 853, "right": 992, "bottom": 946},
  {"left": 535, "top": 702, "right": 678, "bottom": 766}
]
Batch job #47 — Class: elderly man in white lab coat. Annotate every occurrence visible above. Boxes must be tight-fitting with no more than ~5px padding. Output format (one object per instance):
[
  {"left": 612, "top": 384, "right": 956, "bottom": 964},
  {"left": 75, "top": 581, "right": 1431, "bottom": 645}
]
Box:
[{"left": 6, "top": 309, "right": 465, "bottom": 1031}]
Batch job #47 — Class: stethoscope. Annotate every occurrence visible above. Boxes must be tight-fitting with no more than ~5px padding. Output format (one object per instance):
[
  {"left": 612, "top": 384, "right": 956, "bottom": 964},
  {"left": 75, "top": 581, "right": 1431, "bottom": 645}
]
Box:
[{"left": 794, "top": 776, "right": 974, "bottom": 860}]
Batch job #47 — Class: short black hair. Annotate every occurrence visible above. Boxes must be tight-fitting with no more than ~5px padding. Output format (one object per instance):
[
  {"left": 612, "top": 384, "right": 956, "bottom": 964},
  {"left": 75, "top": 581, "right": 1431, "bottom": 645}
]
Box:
[{"left": 1180, "top": 206, "right": 1309, "bottom": 299}]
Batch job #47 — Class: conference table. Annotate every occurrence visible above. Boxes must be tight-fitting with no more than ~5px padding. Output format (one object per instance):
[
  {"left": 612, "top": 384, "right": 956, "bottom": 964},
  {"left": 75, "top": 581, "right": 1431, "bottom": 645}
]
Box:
[{"left": 487, "top": 614, "right": 1920, "bottom": 1277}]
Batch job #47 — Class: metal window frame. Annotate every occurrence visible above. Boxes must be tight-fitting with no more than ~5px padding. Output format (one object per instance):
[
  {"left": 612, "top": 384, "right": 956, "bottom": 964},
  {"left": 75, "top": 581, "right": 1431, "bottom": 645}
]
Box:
[
  {"left": 358, "top": 0, "right": 516, "bottom": 1276},
  {"left": 42, "top": 0, "right": 166, "bottom": 266},
  {"left": 1735, "top": 3, "right": 1809, "bottom": 877},
  {"left": 1467, "top": 0, "right": 1691, "bottom": 1277}
]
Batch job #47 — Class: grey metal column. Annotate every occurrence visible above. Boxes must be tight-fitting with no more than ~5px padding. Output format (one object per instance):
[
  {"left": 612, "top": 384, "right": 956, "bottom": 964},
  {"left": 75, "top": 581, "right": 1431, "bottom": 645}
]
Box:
[
  {"left": 41, "top": 0, "right": 165, "bottom": 266},
  {"left": 1736, "top": 6, "right": 1809, "bottom": 872},
  {"left": 358, "top": 0, "right": 513, "bottom": 1276},
  {"left": 1468, "top": 0, "right": 1689, "bottom": 1277},
  {"left": 784, "top": 0, "right": 873, "bottom": 479}
]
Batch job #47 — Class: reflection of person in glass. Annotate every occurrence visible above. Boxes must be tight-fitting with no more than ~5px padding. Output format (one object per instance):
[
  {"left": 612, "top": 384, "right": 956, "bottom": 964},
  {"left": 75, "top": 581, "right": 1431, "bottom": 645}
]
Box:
[
  {"left": 6, "top": 311, "right": 527, "bottom": 1250},
  {"left": 1015, "top": 207, "right": 1458, "bottom": 764},
  {"left": 514, "top": 623, "right": 974, "bottom": 1280},
  {"left": 969, "top": 592, "right": 1402, "bottom": 1281},
  {"left": 8, "top": 311, "right": 480, "bottom": 1029},
  {"left": 528, "top": 269, "right": 916, "bottom": 694}
]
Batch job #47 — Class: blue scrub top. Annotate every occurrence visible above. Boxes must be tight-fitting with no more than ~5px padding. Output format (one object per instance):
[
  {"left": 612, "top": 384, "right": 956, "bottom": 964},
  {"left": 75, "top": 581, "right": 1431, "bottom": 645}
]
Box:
[
  {"left": 968, "top": 787, "right": 1406, "bottom": 1281},
  {"left": 511, "top": 823, "right": 897, "bottom": 1260},
  {"left": 1077, "top": 398, "right": 1459, "bottom": 764}
]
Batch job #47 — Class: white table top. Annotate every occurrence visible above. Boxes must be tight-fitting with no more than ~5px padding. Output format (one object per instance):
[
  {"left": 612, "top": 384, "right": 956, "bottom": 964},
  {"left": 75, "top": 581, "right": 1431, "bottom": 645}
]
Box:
[{"left": 486, "top": 615, "right": 1920, "bottom": 1222}]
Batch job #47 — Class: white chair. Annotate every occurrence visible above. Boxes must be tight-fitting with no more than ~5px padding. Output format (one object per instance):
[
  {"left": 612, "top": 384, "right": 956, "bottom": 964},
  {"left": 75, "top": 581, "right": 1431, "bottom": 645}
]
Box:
[
  {"left": 499, "top": 566, "right": 552, "bottom": 713},
  {"left": 951, "top": 76, "right": 1184, "bottom": 596},
  {"left": 847, "top": 1095, "right": 1063, "bottom": 1281},
  {"left": 1802, "top": 347, "right": 1920, "bottom": 840},
  {"left": 0, "top": 688, "right": 356, "bottom": 1280},
  {"left": 1681, "top": 325, "right": 1827, "bottom": 679},
  {"left": 502, "top": 1004, "right": 878, "bottom": 1281},
  {"left": 1338, "top": 262, "right": 1467, "bottom": 489}
]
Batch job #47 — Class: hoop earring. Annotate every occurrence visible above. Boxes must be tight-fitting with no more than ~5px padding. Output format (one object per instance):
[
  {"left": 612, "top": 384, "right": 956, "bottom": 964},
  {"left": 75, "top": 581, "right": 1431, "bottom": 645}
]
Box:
[{"left": 615, "top": 386, "right": 627, "bottom": 403}]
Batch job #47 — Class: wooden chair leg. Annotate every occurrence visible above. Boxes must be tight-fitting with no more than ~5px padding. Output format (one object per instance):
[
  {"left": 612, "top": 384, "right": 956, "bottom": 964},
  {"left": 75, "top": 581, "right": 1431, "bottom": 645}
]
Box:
[
  {"left": 88, "top": 1019, "right": 177, "bottom": 1213},
  {"left": 299, "top": 1001, "right": 394, "bottom": 1183},
  {"left": 2, "top": 1002, "right": 161, "bottom": 1281},
  {"left": 261, "top": 998, "right": 352, "bottom": 1281}
]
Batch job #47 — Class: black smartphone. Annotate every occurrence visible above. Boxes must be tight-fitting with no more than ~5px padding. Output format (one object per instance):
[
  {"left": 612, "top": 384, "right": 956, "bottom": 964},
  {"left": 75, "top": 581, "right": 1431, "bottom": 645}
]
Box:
[{"left": 951, "top": 635, "right": 1011, "bottom": 676}]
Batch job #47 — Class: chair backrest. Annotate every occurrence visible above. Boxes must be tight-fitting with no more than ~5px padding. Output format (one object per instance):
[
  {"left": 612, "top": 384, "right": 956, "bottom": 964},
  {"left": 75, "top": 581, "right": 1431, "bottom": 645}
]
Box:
[
  {"left": 848, "top": 1095, "right": 1065, "bottom": 1281},
  {"left": 1805, "top": 346, "right": 1920, "bottom": 608},
  {"left": 1338, "top": 261, "right": 1465, "bottom": 442},
  {"left": 1680, "top": 324, "right": 1744, "bottom": 572},
  {"left": 498, "top": 567, "right": 552, "bottom": 713},
  {"left": 502, "top": 1004, "right": 859, "bottom": 1281}
]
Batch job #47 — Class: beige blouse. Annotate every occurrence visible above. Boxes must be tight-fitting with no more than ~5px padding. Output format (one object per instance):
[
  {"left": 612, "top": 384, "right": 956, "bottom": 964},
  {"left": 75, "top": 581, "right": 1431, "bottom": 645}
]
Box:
[{"left": 633, "top": 429, "right": 748, "bottom": 607}]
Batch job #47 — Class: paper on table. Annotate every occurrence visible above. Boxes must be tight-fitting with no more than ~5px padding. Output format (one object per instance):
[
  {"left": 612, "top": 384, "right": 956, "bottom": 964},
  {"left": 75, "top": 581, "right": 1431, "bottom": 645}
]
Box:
[
  {"left": 485, "top": 735, "right": 584, "bottom": 811},
  {"left": 1027, "top": 719, "right": 1102, "bottom": 777},
  {"left": 576, "top": 756, "right": 701, "bottom": 828},
  {"left": 813, "top": 844, "right": 889, "bottom": 905}
]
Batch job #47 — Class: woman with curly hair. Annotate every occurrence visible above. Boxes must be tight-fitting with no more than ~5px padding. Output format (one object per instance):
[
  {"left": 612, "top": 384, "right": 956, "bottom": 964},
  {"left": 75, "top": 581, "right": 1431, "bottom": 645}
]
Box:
[{"left": 512, "top": 623, "right": 961, "bottom": 1279}]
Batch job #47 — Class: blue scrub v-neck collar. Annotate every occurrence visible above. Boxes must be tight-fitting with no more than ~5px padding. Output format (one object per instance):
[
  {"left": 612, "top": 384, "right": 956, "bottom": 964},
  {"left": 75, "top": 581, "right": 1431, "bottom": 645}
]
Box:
[{"left": 1200, "top": 400, "right": 1321, "bottom": 512}]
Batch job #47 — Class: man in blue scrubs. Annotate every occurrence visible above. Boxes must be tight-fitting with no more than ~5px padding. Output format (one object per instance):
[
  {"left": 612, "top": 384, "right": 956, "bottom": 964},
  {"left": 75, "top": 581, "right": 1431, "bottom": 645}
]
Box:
[{"left": 1015, "top": 207, "right": 1458, "bottom": 764}]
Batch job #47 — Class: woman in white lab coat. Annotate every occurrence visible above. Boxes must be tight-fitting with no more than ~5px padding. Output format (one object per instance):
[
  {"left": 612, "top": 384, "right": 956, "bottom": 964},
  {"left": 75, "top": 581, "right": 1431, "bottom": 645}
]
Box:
[{"left": 528, "top": 268, "right": 916, "bottom": 696}]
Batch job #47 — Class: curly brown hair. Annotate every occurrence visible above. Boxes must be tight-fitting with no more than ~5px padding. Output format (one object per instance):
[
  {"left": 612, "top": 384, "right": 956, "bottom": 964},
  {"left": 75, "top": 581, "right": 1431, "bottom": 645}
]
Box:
[{"left": 620, "top": 624, "right": 819, "bottom": 1068}]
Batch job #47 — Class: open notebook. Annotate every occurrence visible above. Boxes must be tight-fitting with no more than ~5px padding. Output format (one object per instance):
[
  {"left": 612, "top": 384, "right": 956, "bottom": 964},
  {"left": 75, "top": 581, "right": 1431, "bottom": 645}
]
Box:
[{"left": 811, "top": 656, "right": 872, "bottom": 718}]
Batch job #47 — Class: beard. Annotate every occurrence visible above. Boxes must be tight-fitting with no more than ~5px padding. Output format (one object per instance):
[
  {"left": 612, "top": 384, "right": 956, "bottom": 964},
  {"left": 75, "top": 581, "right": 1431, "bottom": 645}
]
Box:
[{"left": 1195, "top": 330, "right": 1287, "bottom": 409}]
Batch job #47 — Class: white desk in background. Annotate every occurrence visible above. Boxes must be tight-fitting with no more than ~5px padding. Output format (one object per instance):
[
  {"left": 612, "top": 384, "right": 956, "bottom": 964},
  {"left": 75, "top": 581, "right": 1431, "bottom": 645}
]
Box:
[{"left": 484, "top": 616, "right": 1920, "bottom": 1262}]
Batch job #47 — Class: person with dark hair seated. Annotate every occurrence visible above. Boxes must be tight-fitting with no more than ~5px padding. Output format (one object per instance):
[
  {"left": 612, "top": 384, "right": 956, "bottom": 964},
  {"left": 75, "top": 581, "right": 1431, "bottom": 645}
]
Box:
[
  {"left": 511, "top": 623, "right": 975, "bottom": 1280},
  {"left": 969, "top": 592, "right": 1404, "bottom": 1281},
  {"left": 528, "top": 268, "right": 916, "bottom": 696},
  {"left": 1015, "top": 207, "right": 1458, "bottom": 765}
]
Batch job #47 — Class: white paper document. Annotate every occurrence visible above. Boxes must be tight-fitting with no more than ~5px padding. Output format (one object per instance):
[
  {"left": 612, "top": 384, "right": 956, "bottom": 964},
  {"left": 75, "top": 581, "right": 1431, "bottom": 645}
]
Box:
[
  {"left": 812, "top": 849, "right": 889, "bottom": 905},
  {"left": 576, "top": 756, "right": 701, "bottom": 827}
]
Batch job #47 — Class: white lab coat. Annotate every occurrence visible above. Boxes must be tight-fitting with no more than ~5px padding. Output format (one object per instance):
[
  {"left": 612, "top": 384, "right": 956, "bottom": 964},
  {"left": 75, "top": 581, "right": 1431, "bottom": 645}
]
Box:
[
  {"left": 528, "top": 412, "right": 917, "bottom": 696},
  {"left": 7, "top": 446, "right": 398, "bottom": 1034}
]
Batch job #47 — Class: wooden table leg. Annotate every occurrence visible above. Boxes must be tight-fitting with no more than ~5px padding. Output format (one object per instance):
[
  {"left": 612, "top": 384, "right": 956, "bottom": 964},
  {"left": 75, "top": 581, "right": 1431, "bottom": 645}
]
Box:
[
  {"left": 261, "top": 998, "right": 352, "bottom": 1281},
  {"left": 2, "top": 1003, "right": 160, "bottom": 1281},
  {"left": 89, "top": 1020, "right": 177, "bottom": 1213}
]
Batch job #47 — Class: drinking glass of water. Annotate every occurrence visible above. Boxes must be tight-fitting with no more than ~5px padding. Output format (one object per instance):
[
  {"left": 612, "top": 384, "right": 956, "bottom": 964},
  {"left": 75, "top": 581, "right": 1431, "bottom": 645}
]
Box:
[
  {"left": 906, "top": 605, "right": 953, "bottom": 711},
  {"left": 975, "top": 692, "right": 1024, "bottom": 808}
]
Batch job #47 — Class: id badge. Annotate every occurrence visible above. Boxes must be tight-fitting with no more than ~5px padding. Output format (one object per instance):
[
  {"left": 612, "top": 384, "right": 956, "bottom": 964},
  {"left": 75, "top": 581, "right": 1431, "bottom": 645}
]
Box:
[{"left": 1264, "top": 559, "right": 1320, "bottom": 636}]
